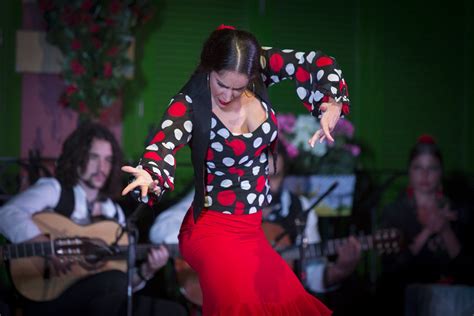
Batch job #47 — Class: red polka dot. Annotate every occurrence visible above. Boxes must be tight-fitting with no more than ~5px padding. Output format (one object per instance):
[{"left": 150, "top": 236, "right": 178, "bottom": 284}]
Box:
[
  {"left": 254, "top": 145, "right": 267, "bottom": 157},
  {"left": 269, "top": 53, "right": 284, "bottom": 72},
  {"left": 151, "top": 131, "right": 165, "bottom": 144},
  {"left": 206, "top": 148, "right": 214, "bottom": 160},
  {"left": 207, "top": 173, "right": 215, "bottom": 184},
  {"left": 144, "top": 151, "right": 162, "bottom": 161},
  {"left": 303, "top": 102, "right": 312, "bottom": 112},
  {"left": 234, "top": 201, "right": 245, "bottom": 215},
  {"left": 229, "top": 167, "right": 245, "bottom": 177},
  {"left": 217, "top": 190, "right": 236, "bottom": 206},
  {"left": 316, "top": 56, "right": 333, "bottom": 67},
  {"left": 168, "top": 102, "right": 187, "bottom": 117},
  {"left": 256, "top": 176, "right": 265, "bottom": 192},
  {"left": 295, "top": 67, "right": 310, "bottom": 82},
  {"left": 342, "top": 104, "right": 350, "bottom": 115},
  {"left": 226, "top": 139, "right": 246, "bottom": 156}
]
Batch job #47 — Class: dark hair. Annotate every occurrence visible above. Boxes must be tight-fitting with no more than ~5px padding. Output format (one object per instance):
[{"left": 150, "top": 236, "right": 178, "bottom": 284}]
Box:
[
  {"left": 56, "top": 122, "right": 123, "bottom": 198},
  {"left": 408, "top": 135, "right": 443, "bottom": 168},
  {"left": 198, "top": 28, "right": 261, "bottom": 81}
]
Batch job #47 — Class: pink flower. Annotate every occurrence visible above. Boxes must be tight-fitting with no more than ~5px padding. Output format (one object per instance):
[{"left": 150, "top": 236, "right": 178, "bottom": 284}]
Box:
[
  {"left": 276, "top": 113, "right": 296, "bottom": 134},
  {"left": 344, "top": 144, "right": 361, "bottom": 157},
  {"left": 65, "top": 84, "right": 78, "bottom": 96},
  {"left": 333, "top": 119, "right": 354, "bottom": 138}
]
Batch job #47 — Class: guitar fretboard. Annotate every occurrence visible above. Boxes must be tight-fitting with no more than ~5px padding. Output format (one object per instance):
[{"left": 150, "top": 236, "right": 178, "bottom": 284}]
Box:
[
  {"left": 112, "top": 243, "right": 181, "bottom": 260},
  {"left": 2, "top": 242, "right": 53, "bottom": 260}
]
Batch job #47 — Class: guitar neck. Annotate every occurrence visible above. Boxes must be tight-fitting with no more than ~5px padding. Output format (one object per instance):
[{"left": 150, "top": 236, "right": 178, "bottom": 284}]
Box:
[
  {"left": 114, "top": 243, "right": 180, "bottom": 260},
  {"left": 305, "top": 235, "right": 374, "bottom": 258},
  {"left": 1, "top": 241, "right": 54, "bottom": 260}
]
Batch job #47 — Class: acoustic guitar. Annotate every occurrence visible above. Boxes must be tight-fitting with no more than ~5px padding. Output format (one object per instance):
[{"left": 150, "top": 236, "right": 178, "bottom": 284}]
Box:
[{"left": 1, "top": 212, "right": 179, "bottom": 302}]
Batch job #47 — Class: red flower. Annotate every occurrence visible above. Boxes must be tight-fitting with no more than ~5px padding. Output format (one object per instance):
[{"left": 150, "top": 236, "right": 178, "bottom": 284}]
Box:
[
  {"left": 65, "top": 84, "right": 78, "bottom": 96},
  {"left": 109, "top": 0, "right": 121, "bottom": 14},
  {"left": 103, "top": 62, "right": 113, "bottom": 78},
  {"left": 70, "top": 59, "right": 85, "bottom": 76},
  {"left": 78, "top": 101, "right": 88, "bottom": 113},
  {"left": 89, "top": 23, "right": 100, "bottom": 33},
  {"left": 91, "top": 37, "right": 102, "bottom": 49},
  {"left": 216, "top": 24, "right": 236, "bottom": 30},
  {"left": 106, "top": 46, "right": 119, "bottom": 57},
  {"left": 71, "top": 39, "right": 82, "bottom": 51},
  {"left": 417, "top": 134, "right": 436, "bottom": 144},
  {"left": 81, "top": 0, "right": 94, "bottom": 11}
]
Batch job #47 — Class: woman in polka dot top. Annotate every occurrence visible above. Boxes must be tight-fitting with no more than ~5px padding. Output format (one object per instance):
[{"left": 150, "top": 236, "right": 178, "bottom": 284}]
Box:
[{"left": 122, "top": 25, "right": 350, "bottom": 316}]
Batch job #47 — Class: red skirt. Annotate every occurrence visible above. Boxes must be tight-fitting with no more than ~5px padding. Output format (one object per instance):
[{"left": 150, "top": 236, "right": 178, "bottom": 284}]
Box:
[{"left": 178, "top": 208, "right": 332, "bottom": 316}]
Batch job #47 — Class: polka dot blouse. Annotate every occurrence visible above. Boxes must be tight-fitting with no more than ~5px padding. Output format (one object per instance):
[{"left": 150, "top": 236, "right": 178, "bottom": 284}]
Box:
[{"left": 140, "top": 47, "right": 350, "bottom": 212}]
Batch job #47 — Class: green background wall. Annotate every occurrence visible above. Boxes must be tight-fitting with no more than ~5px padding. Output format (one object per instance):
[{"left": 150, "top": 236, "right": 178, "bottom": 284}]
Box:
[{"left": 1, "top": 0, "right": 473, "bottom": 197}]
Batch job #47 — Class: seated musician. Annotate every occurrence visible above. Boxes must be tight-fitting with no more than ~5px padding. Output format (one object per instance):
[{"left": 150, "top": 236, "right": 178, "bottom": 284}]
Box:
[{"left": 0, "top": 122, "right": 173, "bottom": 316}]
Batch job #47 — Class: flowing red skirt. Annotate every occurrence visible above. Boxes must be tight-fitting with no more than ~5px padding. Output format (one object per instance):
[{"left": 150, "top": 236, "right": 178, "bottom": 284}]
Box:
[{"left": 178, "top": 208, "right": 332, "bottom": 316}]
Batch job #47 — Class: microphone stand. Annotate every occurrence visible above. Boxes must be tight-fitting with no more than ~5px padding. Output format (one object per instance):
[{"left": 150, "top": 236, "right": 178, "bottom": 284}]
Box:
[
  {"left": 124, "top": 202, "right": 149, "bottom": 316},
  {"left": 294, "top": 181, "right": 339, "bottom": 286}
]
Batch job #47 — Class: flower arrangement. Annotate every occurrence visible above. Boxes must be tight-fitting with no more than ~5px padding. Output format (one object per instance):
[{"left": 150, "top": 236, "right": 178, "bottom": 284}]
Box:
[
  {"left": 39, "top": 0, "right": 153, "bottom": 117},
  {"left": 277, "top": 113, "right": 360, "bottom": 174}
]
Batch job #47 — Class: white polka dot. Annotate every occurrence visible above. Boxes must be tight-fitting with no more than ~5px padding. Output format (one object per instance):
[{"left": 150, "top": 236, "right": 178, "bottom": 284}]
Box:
[
  {"left": 261, "top": 122, "right": 270, "bottom": 134},
  {"left": 211, "top": 118, "right": 217, "bottom": 128},
  {"left": 146, "top": 144, "right": 158, "bottom": 151},
  {"left": 210, "top": 131, "right": 216, "bottom": 140},
  {"left": 267, "top": 194, "right": 272, "bottom": 204},
  {"left": 282, "top": 49, "right": 294, "bottom": 53},
  {"left": 220, "top": 179, "right": 232, "bottom": 188},
  {"left": 222, "top": 157, "right": 235, "bottom": 167},
  {"left": 260, "top": 55, "right": 266, "bottom": 68},
  {"left": 163, "top": 142, "right": 175, "bottom": 150},
  {"left": 204, "top": 196, "right": 212, "bottom": 207},
  {"left": 174, "top": 129, "right": 183, "bottom": 141},
  {"left": 211, "top": 142, "right": 223, "bottom": 152},
  {"left": 306, "top": 51, "right": 316, "bottom": 63},
  {"left": 163, "top": 169, "right": 170, "bottom": 177},
  {"left": 206, "top": 162, "right": 215, "bottom": 169},
  {"left": 164, "top": 155, "right": 175, "bottom": 166},
  {"left": 215, "top": 171, "right": 225, "bottom": 176},
  {"left": 217, "top": 128, "right": 230, "bottom": 139},
  {"left": 253, "top": 137, "right": 263, "bottom": 148},
  {"left": 247, "top": 193, "right": 257, "bottom": 204},
  {"left": 271, "top": 75, "right": 280, "bottom": 83},
  {"left": 239, "top": 156, "right": 249, "bottom": 164},
  {"left": 244, "top": 160, "right": 254, "bottom": 167},
  {"left": 258, "top": 194, "right": 265, "bottom": 206},
  {"left": 285, "top": 63, "right": 295, "bottom": 76},
  {"left": 297, "top": 87, "right": 307, "bottom": 100},
  {"left": 270, "top": 130, "right": 277, "bottom": 142},
  {"left": 164, "top": 182, "right": 170, "bottom": 189},
  {"left": 317, "top": 70, "right": 324, "bottom": 81},
  {"left": 206, "top": 185, "right": 213, "bottom": 192},
  {"left": 168, "top": 98, "right": 174, "bottom": 105},
  {"left": 241, "top": 180, "right": 251, "bottom": 190},
  {"left": 334, "top": 69, "right": 342, "bottom": 77},
  {"left": 243, "top": 133, "right": 253, "bottom": 138},
  {"left": 185, "top": 95, "right": 192, "bottom": 103},
  {"left": 331, "top": 86, "right": 338, "bottom": 95},
  {"left": 261, "top": 73, "right": 267, "bottom": 82},
  {"left": 328, "top": 74, "right": 339, "bottom": 82},
  {"left": 261, "top": 101, "right": 268, "bottom": 111},
  {"left": 252, "top": 166, "right": 260, "bottom": 175},
  {"left": 259, "top": 153, "right": 267, "bottom": 163},
  {"left": 152, "top": 167, "right": 161, "bottom": 175},
  {"left": 223, "top": 211, "right": 232, "bottom": 214},
  {"left": 162, "top": 120, "right": 172, "bottom": 129},
  {"left": 148, "top": 161, "right": 158, "bottom": 167},
  {"left": 295, "top": 52, "right": 305, "bottom": 64},
  {"left": 249, "top": 207, "right": 257, "bottom": 214},
  {"left": 314, "top": 90, "right": 324, "bottom": 102},
  {"left": 187, "top": 135, "right": 192, "bottom": 142},
  {"left": 183, "top": 120, "right": 193, "bottom": 133}
]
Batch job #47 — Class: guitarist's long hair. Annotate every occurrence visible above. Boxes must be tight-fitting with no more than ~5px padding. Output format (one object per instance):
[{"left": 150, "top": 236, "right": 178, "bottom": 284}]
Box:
[{"left": 56, "top": 122, "right": 123, "bottom": 199}]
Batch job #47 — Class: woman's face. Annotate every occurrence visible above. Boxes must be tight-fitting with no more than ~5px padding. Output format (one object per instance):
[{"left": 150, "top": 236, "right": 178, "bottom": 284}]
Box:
[
  {"left": 209, "top": 70, "right": 249, "bottom": 109},
  {"left": 409, "top": 153, "right": 442, "bottom": 195}
]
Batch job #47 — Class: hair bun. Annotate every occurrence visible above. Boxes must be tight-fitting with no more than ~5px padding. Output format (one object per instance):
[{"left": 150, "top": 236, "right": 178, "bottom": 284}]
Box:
[
  {"left": 216, "top": 24, "right": 236, "bottom": 31},
  {"left": 417, "top": 134, "right": 436, "bottom": 144}
]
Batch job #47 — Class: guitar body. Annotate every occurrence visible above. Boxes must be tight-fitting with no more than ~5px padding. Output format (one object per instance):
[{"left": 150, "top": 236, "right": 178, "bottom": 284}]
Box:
[
  {"left": 261, "top": 221, "right": 294, "bottom": 268},
  {"left": 10, "top": 212, "right": 127, "bottom": 302}
]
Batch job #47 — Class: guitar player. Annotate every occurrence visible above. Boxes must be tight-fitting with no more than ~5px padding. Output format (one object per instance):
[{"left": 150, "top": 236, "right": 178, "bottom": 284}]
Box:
[{"left": 0, "top": 122, "right": 183, "bottom": 316}]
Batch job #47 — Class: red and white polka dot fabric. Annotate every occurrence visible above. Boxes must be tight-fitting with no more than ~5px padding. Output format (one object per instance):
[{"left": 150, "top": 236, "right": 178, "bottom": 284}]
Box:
[{"left": 204, "top": 101, "right": 278, "bottom": 215}]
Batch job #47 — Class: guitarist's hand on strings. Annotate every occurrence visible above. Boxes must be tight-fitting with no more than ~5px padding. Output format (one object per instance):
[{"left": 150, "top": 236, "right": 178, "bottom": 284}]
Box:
[
  {"left": 137, "top": 245, "right": 170, "bottom": 282},
  {"left": 28, "top": 234, "right": 73, "bottom": 276},
  {"left": 121, "top": 165, "right": 162, "bottom": 201}
]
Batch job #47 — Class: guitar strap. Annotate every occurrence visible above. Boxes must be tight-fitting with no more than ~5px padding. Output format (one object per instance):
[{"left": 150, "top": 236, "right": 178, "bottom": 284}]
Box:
[{"left": 54, "top": 183, "right": 75, "bottom": 218}]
